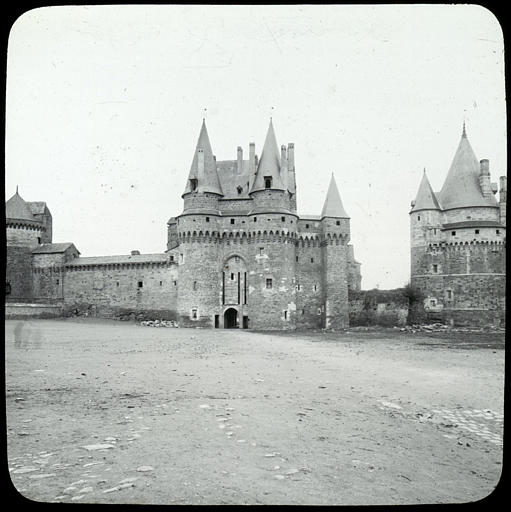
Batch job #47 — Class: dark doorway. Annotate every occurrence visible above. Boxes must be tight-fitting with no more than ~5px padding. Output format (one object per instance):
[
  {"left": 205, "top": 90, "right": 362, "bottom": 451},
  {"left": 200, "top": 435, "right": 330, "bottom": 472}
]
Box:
[
  {"left": 214, "top": 315, "right": 219, "bottom": 328},
  {"left": 243, "top": 315, "right": 249, "bottom": 329},
  {"left": 224, "top": 308, "right": 238, "bottom": 329}
]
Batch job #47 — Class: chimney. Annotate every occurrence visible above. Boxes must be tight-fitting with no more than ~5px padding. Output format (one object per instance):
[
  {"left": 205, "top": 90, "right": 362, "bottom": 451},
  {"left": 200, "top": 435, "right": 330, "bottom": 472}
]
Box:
[
  {"left": 500, "top": 176, "right": 507, "bottom": 201},
  {"left": 499, "top": 176, "right": 507, "bottom": 227},
  {"left": 281, "top": 145, "right": 288, "bottom": 190},
  {"left": 287, "top": 143, "right": 295, "bottom": 171},
  {"left": 479, "top": 159, "right": 492, "bottom": 197},
  {"left": 480, "top": 159, "right": 490, "bottom": 175},
  {"left": 237, "top": 146, "right": 243, "bottom": 174},
  {"left": 248, "top": 143, "right": 256, "bottom": 189},
  {"left": 249, "top": 143, "right": 255, "bottom": 172}
]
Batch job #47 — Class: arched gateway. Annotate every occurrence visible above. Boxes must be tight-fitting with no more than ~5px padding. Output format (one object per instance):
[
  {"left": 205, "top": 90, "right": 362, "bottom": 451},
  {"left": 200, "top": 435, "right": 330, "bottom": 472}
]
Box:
[{"left": 224, "top": 307, "right": 238, "bottom": 329}]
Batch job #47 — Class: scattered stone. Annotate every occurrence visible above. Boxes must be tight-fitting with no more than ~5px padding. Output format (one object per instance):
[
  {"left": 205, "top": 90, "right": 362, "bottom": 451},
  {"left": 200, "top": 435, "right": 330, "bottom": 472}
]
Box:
[
  {"left": 103, "top": 482, "right": 135, "bottom": 493},
  {"left": 78, "top": 486, "right": 94, "bottom": 493},
  {"left": 136, "top": 466, "right": 154, "bottom": 472},
  {"left": 82, "top": 444, "right": 115, "bottom": 451},
  {"left": 264, "top": 453, "right": 279, "bottom": 458},
  {"left": 285, "top": 469, "right": 299, "bottom": 475},
  {"left": 83, "top": 461, "right": 104, "bottom": 468},
  {"left": 71, "top": 495, "right": 84, "bottom": 501},
  {"left": 12, "top": 467, "right": 38, "bottom": 474},
  {"left": 274, "top": 474, "right": 285, "bottom": 480},
  {"left": 199, "top": 404, "right": 210, "bottom": 409},
  {"left": 62, "top": 487, "right": 77, "bottom": 494},
  {"left": 29, "top": 473, "right": 57, "bottom": 479},
  {"left": 119, "top": 477, "right": 138, "bottom": 484},
  {"left": 70, "top": 480, "right": 88, "bottom": 486}
]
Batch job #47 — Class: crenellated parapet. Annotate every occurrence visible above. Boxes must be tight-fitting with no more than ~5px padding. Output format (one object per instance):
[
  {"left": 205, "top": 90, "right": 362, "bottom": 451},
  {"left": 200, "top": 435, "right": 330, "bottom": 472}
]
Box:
[
  {"left": 427, "top": 240, "right": 506, "bottom": 252},
  {"left": 177, "top": 229, "right": 299, "bottom": 245}
]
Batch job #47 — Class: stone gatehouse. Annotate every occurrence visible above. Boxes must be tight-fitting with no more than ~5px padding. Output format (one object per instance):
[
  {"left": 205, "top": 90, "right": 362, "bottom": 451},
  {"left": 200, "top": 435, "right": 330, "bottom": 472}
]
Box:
[{"left": 5, "top": 120, "right": 362, "bottom": 329}]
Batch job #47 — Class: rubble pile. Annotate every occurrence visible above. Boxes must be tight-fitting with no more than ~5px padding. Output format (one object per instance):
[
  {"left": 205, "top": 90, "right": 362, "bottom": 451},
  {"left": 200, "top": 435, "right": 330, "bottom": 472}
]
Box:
[
  {"left": 140, "top": 319, "right": 178, "bottom": 328},
  {"left": 399, "top": 323, "right": 504, "bottom": 333}
]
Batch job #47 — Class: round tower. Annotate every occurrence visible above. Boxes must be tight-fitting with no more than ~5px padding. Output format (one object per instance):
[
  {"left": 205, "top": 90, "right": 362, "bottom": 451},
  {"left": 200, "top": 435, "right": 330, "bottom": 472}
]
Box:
[
  {"left": 177, "top": 120, "right": 223, "bottom": 327},
  {"left": 409, "top": 170, "right": 442, "bottom": 278},
  {"left": 320, "top": 174, "right": 350, "bottom": 329},
  {"left": 244, "top": 120, "right": 299, "bottom": 329},
  {"left": 5, "top": 190, "right": 44, "bottom": 300}
]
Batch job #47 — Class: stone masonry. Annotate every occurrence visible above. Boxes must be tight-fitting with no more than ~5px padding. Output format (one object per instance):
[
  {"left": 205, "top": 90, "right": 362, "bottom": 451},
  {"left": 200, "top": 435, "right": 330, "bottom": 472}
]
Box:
[
  {"left": 5, "top": 119, "right": 361, "bottom": 329},
  {"left": 409, "top": 124, "right": 506, "bottom": 326}
]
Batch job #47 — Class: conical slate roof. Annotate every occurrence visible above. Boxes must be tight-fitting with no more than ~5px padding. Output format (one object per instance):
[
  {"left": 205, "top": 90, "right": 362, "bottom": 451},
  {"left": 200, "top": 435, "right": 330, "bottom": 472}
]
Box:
[
  {"left": 410, "top": 170, "right": 441, "bottom": 212},
  {"left": 182, "top": 120, "right": 223, "bottom": 196},
  {"left": 249, "top": 119, "right": 285, "bottom": 193},
  {"left": 438, "top": 129, "right": 498, "bottom": 209},
  {"left": 5, "top": 190, "right": 37, "bottom": 222},
  {"left": 321, "top": 174, "right": 349, "bottom": 218}
]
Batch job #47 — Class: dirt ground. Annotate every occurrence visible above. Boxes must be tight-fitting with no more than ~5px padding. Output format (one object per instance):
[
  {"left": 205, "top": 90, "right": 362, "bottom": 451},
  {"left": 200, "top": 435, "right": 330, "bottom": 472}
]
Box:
[{"left": 5, "top": 319, "right": 504, "bottom": 505}]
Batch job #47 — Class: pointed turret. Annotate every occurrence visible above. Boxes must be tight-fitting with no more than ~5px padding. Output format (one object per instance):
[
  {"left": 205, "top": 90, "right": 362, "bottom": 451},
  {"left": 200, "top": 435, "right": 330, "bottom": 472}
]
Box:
[
  {"left": 410, "top": 169, "right": 441, "bottom": 212},
  {"left": 249, "top": 119, "right": 285, "bottom": 193},
  {"left": 438, "top": 125, "right": 498, "bottom": 209},
  {"left": 321, "top": 174, "right": 349, "bottom": 218},
  {"left": 5, "top": 189, "right": 37, "bottom": 222},
  {"left": 182, "top": 120, "right": 223, "bottom": 197}
]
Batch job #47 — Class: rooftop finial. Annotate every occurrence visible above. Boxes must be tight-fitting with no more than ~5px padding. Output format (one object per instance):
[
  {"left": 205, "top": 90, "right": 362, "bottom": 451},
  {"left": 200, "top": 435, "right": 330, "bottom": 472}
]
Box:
[
  {"left": 16, "top": 185, "right": 18, "bottom": 194},
  {"left": 423, "top": 167, "right": 426, "bottom": 174},
  {"left": 462, "top": 120, "right": 466, "bottom": 138}
]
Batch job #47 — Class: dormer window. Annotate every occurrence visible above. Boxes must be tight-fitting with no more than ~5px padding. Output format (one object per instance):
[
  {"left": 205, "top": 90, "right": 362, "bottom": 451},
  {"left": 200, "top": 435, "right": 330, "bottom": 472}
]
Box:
[
  {"left": 264, "top": 176, "right": 272, "bottom": 189},
  {"left": 237, "top": 185, "right": 243, "bottom": 195},
  {"left": 190, "top": 178, "right": 198, "bottom": 191}
]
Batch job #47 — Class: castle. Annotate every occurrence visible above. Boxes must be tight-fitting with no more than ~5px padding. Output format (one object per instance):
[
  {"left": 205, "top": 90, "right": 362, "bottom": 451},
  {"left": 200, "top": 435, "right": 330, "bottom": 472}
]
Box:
[
  {"left": 5, "top": 120, "right": 362, "bottom": 329},
  {"left": 409, "top": 124, "right": 506, "bottom": 326}
]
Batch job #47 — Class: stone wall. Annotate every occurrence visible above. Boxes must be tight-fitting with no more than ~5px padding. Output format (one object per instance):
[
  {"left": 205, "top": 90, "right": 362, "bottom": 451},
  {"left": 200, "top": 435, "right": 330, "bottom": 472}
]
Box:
[
  {"left": 349, "top": 288, "right": 409, "bottom": 326},
  {"left": 62, "top": 262, "right": 178, "bottom": 319},
  {"left": 6, "top": 246, "right": 34, "bottom": 301},
  {"left": 412, "top": 274, "right": 505, "bottom": 326},
  {"left": 177, "top": 238, "right": 221, "bottom": 327},
  {"left": 295, "top": 239, "right": 323, "bottom": 328},
  {"left": 322, "top": 238, "right": 349, "bottom": 329},
  {"left": 5, "top": 302, "right": 63, "bottom": 318}
]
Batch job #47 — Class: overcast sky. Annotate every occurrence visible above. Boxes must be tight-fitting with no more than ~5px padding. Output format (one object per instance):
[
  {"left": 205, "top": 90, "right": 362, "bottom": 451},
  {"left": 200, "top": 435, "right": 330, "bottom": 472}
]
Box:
[{"left": 5, "top": 4, "right": 506, "bottom": 289}]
